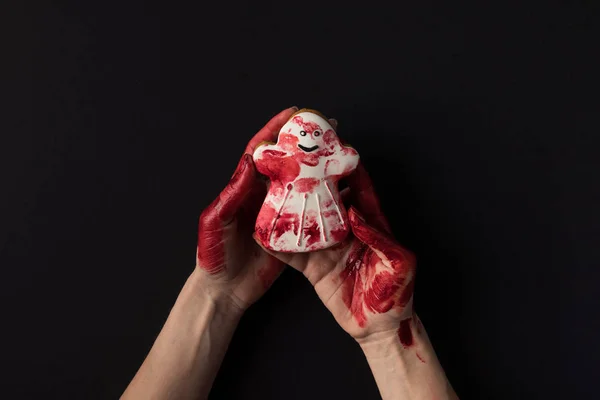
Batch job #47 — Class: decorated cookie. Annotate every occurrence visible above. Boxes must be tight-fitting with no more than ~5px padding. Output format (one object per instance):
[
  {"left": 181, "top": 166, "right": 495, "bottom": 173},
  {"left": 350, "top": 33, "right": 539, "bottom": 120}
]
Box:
[{"left": 253, "top": 109, "right": 360, "bottom": 252}]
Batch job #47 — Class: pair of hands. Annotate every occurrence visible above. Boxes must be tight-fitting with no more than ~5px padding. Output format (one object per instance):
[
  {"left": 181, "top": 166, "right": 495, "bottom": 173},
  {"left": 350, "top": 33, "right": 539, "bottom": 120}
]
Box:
[{"left": 196, "top": 107, "right": 417, "bottom": 342}]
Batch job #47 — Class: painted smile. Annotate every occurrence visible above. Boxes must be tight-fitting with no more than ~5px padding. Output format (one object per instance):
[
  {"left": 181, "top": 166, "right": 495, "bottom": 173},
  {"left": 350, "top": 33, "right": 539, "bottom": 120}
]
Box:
[{"left": 298, "top": 144, "right": 319, "bottom": 152}]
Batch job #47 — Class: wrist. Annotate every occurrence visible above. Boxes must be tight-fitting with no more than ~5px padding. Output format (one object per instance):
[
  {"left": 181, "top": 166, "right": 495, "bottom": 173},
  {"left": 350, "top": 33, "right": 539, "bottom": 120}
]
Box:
[
  {"left": 183, "top": 268, "right": 245, "bottom": 322},
  {"left": 358, "top": 330, "right": 410, "bottom": 363}
]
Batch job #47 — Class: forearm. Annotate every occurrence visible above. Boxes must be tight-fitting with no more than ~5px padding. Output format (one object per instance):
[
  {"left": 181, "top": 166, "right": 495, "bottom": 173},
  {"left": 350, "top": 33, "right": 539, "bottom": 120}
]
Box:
[
  {"left": 358, "top": 314, "right": 458, "bottom": 400},
  {"left": 122, "top": 269, "right": 242, "bottom": 400}
]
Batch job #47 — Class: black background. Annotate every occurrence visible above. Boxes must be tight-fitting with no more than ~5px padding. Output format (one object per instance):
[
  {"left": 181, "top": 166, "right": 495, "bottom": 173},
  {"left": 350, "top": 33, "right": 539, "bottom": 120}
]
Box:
[{"left": 2, "top": 1, "right": 599, "bottom": 399}]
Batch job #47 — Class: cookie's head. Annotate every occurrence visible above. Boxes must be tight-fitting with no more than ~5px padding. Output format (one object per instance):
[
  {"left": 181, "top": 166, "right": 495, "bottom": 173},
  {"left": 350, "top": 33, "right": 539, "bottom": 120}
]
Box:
[{"left": 277, "top": 109, "right": 339, "bottom": 154}]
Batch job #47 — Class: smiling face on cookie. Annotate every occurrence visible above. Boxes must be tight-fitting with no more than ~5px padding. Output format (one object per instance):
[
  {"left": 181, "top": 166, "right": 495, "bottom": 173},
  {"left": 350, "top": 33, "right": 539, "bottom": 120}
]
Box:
[{"left": 277, "top": 111, "right": 338, "bottom": 154}]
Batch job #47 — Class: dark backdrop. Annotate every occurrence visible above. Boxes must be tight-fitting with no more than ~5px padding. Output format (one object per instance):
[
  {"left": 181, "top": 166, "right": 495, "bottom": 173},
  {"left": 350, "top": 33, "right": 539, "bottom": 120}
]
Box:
[{"left": 2, "top": 1, "right": 599, "bottom": 399}]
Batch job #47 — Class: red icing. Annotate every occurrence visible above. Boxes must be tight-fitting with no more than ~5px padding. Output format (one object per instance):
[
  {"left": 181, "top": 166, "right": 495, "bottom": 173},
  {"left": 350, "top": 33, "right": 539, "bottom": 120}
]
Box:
[
  {"left": 294, "top": 177, "right": 320, "bottom": 193},
  {"left": 273, "top": 212, "right": 299, "bottom": 239},
  {"left": 323, "top": 209, "right": 338, "bottom": 218},
  {"left": 324, "top": 159, "right": 339, "bottom": 175},
  {"left": 323, "top": 129, "right": 338, "bottom": 147},
  {"left": 292, "top": 115, "right": 321, "bottom": 136},
  {"left": 303, "top": 216, "right": 322, "bottom": 247},
  {"left": 398, "top": 318, "right": 414, "bottom": 348},
  {"left": 253, "top": 112, "right": 359, "bottom": 251},
  {"left": 277, "top": 131, "right": 299, "bottom": 151},
  {"left": 338, "top": 208, "right": 416, "bottom": 327},
  {"left": 255, "top": 204, "right": 277, "bottom": 244},
  {"left": 262, "top": 149, "right": 286, "bottom": 157},
  {"left": 330, "top": 227, "right": 348, "bottom": 242},
  {"left": 255, "top": 148, "right": 301, "bottom": 184}
]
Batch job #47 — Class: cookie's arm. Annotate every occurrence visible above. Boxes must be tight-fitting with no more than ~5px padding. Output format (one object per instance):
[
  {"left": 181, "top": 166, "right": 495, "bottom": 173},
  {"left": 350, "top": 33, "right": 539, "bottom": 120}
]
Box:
[
  {"left": 324, "top": 146, "right": 360, "bottom": 177},
  {"left": 253, "top": 142, "right": 288, "bottom": 179}
]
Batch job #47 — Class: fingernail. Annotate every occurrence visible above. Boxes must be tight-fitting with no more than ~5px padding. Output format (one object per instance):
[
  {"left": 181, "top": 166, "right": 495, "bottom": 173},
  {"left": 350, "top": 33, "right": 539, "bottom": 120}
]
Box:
[{"left": 291, "top": 106, "right": 299, "bottom": 111}]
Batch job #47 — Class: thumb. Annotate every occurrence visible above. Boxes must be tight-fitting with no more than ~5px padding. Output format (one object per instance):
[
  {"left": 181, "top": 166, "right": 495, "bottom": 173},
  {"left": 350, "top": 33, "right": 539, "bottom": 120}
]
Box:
[
  {"left": 348, "top": 207, "right": 415, "bottom": 273},
  {"left": 217, "top": 154, "right": 256, "bottom": 224}
]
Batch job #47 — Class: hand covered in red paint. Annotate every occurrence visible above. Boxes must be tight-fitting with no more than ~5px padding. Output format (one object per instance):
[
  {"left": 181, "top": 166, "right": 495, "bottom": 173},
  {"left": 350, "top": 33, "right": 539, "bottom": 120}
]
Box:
[
  {"left": 195, "top": 107, "right": 299, "bottom": 311},
  {"left": 257, "top": 162, "right": 417, "bottom": 341}
]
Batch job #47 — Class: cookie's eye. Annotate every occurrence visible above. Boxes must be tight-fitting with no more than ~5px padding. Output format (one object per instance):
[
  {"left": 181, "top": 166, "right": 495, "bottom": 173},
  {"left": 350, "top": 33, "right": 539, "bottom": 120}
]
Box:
[
  {"left": 299, "top": 130, "right": 307, "bottom": 136},
  {"left": 314, "top": 130, "right": 321, "bottom": 137}
]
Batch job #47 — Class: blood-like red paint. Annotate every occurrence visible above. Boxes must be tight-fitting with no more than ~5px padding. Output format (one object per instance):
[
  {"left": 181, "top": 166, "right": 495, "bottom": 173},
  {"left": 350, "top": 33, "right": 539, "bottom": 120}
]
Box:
[
  {"left": 292, "top": 115, "right": 321, "bottom": 136},
  {"left": 340, "top": 242, "right": 369, "bottom": 327},
  {"left": 303, "top": 217, "right": 322, "bottom": 247},
  {"left": 294, "top": 177, "right": 320, "bottom": 193},
  {"left": 323, "top": 209, "right": 338, "bottom": 218},
  {"left": 397, "top": 277, "right": 415, "bottom": 307},
  {"left": 346, "top": 163, "right": 391, "bottom": 234},
  {"left": 416, "top": 352, "right": 426, "bottom": 363},
  {"left": 398, "top": 318, "right": 414, "bottom": 348},
  {"left": 324, "top": 158, "right": 339, "bottom": 175},
  {"left": 273, "top": 212, "right": 299, "bottom": 239},
  {"left": 364, "top": 270, "right": 399, "bottom": 313},
  {"left": 277, "top": 131, "right": 299, "bottom": 150},
  {"left": 330, "top": 227, "right": 348, "bottom": 243},
  {"left": 338, "top": 207, "right": 416, "bottom": 327},
  {"left": 255, "top": 204, "right": 277, "bottom": 244},
  {"left": 255, "top": 148, "right": 301, "bottom": 184},
  {"left": 257, "top": 257, "right": 282, "bottom": 289},
  {"left": 323, "top": 129, "right": 337, "bottom": 146},
  {"left": 253, "top": 113, "right": 359, "bottom": 251},
  {"left": 197, "top": 154, "right": 255, "bottom": 274},
  {"left": 244, "top": 107, "right": 298, "bottom": 154}
]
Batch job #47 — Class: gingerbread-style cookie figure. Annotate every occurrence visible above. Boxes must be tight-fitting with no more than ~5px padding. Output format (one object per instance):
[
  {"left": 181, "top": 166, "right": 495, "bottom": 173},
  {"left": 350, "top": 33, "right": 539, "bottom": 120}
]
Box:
[{"left": 253, "top": 109, "right": 360, "bottom": 252}]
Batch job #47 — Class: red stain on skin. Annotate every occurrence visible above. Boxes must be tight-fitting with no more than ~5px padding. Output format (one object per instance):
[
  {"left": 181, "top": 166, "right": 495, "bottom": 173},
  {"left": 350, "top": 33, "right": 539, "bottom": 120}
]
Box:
[
  {"left": 340, "top": 243, "right": 369, "bottom": 327},
  {"left": 397, "top": 278, "right": 415, "bottom": 307},
  {"left": 338, "top": 208, "right": 416, "bottom": 327},
  {"left": 346, "top": 163, "right": 391, "bottom": 234},
  {"left": 364, "top": 271, "right": 399, "bottom": 313},
  {"left": 257, "top": 257, "right": 282, "bottom": 289},
  {"left": 398, "top": 318, "right": 414, "bottom": 348},
  {"left": 416, "top": 352, "right": 426, "bottom": 363},
  {"left": 323, "top": 199, "right": 334, "bottom": 208},
  {"left": 294, "top": 177, "right": 320, "bottom": 193},
  {"left": 197, "top": 154, "right": 256, "bottom": 274}
]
